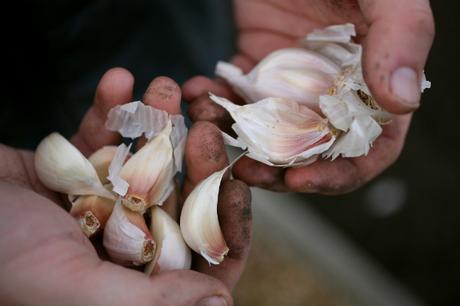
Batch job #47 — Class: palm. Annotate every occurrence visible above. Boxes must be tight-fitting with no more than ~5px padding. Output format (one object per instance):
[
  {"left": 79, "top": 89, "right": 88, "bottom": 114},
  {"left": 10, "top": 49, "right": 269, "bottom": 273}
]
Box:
[{"left": 232, "top": 0, "right": 366, "bottom": 68}]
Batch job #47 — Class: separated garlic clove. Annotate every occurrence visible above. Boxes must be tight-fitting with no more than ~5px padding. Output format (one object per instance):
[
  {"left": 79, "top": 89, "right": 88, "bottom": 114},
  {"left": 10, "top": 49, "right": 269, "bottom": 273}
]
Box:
[
  {"left": 216, "top": 48, "right": 340, "bottom": 111},
  {"left": 180, "top": 166, "right": 230, "bottom": 265},
  {"left": 210, "top": 94, "right": 335, "bottom": 167},
  {"left": 88, "top": 146, "right": 121, "bottom": 184},
  {"left": 70, "top": 195, "right": 115, "bottom": 237},
  {"left": 34, "top": 133, "right": 115, "bottom": 200},
  {"left": 103, "top": 200, "right": 155, "bottom": 266},
  {"left": 145, "top": 206, "right": 191, "bottom": 275},
  {"left": 118, "top": 121, "right": 175, "bottom": 212}
]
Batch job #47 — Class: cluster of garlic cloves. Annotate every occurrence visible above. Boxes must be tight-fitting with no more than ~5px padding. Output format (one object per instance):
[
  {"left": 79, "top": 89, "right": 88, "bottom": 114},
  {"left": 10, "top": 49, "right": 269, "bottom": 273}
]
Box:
[
  {"left": 34, "top": 101, "right": 197, "bottom": 272},
  {"left": 214, "top": 23, "right": 431, "bottom": 163}
]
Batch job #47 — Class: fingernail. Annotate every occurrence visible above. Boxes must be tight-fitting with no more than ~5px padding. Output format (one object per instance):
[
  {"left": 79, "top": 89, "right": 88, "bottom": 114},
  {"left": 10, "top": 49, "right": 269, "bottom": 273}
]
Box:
[
  {"left": 390, "top": 67, "right": 421, "bottom": 109},
  {"left": 196, "top": 296, "right": 228, "bottom": 306}
]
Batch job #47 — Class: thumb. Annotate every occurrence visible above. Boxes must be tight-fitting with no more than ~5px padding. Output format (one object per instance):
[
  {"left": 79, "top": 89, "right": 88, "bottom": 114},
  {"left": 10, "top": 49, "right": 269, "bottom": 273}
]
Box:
[
  {"left": 83, "top": 263, "right": 233, "bottom": 306},
  {"left": 358, "top": 0, "right": 435, "bottom": 113}
]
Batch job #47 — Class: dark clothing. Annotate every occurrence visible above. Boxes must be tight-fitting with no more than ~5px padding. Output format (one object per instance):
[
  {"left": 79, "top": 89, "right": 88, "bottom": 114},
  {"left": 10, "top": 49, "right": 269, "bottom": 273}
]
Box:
[{"left": 2, "top": 0, "right": 235, "bottom": 148}]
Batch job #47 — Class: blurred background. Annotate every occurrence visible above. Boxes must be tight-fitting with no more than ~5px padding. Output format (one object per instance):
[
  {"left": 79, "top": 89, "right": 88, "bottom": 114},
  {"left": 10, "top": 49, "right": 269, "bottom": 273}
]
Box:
[{"left": 1, "top": 1, "right": 459, "bottom": 305}]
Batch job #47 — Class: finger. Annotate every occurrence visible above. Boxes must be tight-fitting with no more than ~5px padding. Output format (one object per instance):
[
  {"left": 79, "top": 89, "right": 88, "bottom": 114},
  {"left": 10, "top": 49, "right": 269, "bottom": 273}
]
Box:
[
  {"left": 284, "top": 157, "right": 361, "bottom": 194},
  {"left": 233, "top": 157, "right": 288, "bottom": 192},
  {"left": 182, "top": 76, "right": 241, "bottom": 103},
  {"left": 285, "top": 115, "right": 411, "bottom": 194},
  {"left": 71, "top": 67, "right": 134, "bottom": 156},
  {"left": 142, "top": 76, "right": 182, "bottom": 115},
  {"left": 187, "top": 95, "right": 234, "bottom": 132},
  {"left": 136, "top": 76, "right": 182, "bottom": 149},
  {"left": 183, "top": 121, "right": 229, "bottom": 197},
  {"left": 192, "top": 179, "right": 252, "bottom": 290},
  {"left": 229, "top": 54, "right": 256, "bottom": 73},
  {"left": 84, "top": 263, "right": 232, "bottom": 306},
  {"left": 358, "top": 0, "right": 435, "bottom": 113}
]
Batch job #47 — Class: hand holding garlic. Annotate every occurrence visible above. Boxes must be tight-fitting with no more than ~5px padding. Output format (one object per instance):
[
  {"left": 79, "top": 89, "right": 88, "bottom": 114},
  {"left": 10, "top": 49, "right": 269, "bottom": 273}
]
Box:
[
  {"left": 0, "top": 69, "right": 253, "bottom": 306},
  {"left": 183, "top": 0, "right": 434, "bottom": 194}
]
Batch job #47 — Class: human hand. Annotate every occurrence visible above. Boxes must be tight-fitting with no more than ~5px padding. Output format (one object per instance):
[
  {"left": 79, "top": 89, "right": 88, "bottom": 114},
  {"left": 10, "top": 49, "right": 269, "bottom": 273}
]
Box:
[
  {"left": 0, "top": 68, "right": 251, "bottom": 306},
  {"left": 183, "top": 0, "right": 434, "bottom": 194}
]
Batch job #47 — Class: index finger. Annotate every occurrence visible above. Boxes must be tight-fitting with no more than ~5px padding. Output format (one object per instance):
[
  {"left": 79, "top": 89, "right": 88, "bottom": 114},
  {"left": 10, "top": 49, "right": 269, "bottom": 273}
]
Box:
[{"left": 183, "top": 121, "right": 253, "bottom": 289}]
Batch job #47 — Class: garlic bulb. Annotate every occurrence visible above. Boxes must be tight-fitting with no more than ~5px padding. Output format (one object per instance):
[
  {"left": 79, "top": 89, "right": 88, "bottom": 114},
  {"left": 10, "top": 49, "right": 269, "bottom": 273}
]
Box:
[
  {"left": 69, "top": 195, "right": 115, "bottom": 237},
  {"left": 88, "top": 146, "right": 120, "bottom": 184},
  {"left": 180, "top": 166, "right": 230, "bottom": 265},
  {"left": 115, "top": 122, "right": 175, "bottom": 213},
  {"left": 103, "top": 200, "right": 155, "bottom": 266},
  {"left": 34, "top": 133, "right": 115, "bottom": 200},
  {"left": 145, "top": 206, "right": 191, "bottom": 275},
  {"left": 210, "top": 94, "right": 335, "bottom": 167},
  {"left": 216, "top": 48, "right": 340, "bottom": 112},
  {"left": 215, "top": 23, "right": 431, "bottom": 161}
]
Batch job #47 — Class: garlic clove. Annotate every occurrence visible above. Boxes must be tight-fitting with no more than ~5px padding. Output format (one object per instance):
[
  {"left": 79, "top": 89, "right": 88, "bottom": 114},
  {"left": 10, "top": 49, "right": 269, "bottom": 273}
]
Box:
[
  {"left": 210, "top": 94, "right": 335, "bottom": 167},
  {"left": 216, "top": 48, "right": 340, "bottom": 110},
  {"left": 180, "top": 166, "right": 229, "bottom": 265},
  {"left": 103, "top": 200, "right": 155, "bottom": 266},
  {"left": 118, "top": 122, "right": 175, "bottom": 212},
  {"left": 34, "top": 133, "right": 115, "bottom": 200},
  {"left": 145, "top": 206, "right": 191, "bottom": 275},
  {"left": 88, "top": 146, "right": 120, "bottom": 184},
  {"left": 69, "top": 195, "right": 115, "bottom": 237}
]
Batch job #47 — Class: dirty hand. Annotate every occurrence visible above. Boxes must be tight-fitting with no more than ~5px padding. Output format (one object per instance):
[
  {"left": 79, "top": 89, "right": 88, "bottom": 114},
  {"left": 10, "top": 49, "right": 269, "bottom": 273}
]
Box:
[{"left": 183, "top": 0, "right": 435, "bottom": 194}]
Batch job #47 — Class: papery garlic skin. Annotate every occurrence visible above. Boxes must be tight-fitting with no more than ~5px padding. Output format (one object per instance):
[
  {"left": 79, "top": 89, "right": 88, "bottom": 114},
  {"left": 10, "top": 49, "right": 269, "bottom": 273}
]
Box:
[
  {"left": 70, "top": 195, "right": 115, "bottom": 237},
  {"left": 118, "top": 122, "right": 175, "bottom": 212},
  {"left": 103, "top": 200, "right": 155, "bottom": 266},
  {"left": 34, "top": 133, "right": 115, "bottom": 200},
  {"left": 88, "top": 146, "right": 119, "bottom": 184},
  {"left": 145, "top": 206, "right": 191, "bottom": 275},
  {"left": 216, "top": 48, "right": 340, "bottom": 111},
  {"left": 210, "top": 94, "right": 335, "bottom": 167},
  {"left": 319, "top": 92, "right": 390, "bottom": 159},
  {"left": 180, "top": 166, "right": 230, "bottom": 265},
  {"left": 105, "top": 101, "right": 187, "bottom": 173}
]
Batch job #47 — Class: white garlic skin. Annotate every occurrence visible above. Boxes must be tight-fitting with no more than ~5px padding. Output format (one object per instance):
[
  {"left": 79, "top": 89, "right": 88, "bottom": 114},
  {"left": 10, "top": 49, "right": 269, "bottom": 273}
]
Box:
[
  {"left": 34, "top": 132, "right": 114, "bottom": 200},
  {"left": 145, "top": 206, "right": 191, "bottom": 275}
]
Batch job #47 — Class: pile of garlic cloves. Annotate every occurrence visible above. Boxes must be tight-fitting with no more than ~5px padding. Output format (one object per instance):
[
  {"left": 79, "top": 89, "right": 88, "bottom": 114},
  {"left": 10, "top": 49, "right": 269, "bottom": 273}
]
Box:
[
  {"left": 34, "top": 101, "right": 204, "bottom": 273},
  {"left": 213, "top": 23, "right": 431, "bottom": 166}
]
